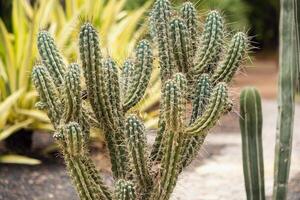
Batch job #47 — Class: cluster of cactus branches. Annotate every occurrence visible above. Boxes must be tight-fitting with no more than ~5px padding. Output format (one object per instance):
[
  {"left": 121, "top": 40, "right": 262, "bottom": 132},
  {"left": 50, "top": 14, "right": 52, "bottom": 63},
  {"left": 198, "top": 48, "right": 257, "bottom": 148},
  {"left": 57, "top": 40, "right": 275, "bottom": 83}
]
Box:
[{"left": 32, "top": 0, "right": 248, "bottom": 199}]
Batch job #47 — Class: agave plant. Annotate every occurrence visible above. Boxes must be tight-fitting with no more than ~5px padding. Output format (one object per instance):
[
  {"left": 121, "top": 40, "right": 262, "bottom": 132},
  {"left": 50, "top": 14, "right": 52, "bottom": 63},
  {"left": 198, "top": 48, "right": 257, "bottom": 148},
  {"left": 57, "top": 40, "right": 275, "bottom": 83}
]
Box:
[{"left": 0, "top": 0, "right": 150, "bottom": 163}]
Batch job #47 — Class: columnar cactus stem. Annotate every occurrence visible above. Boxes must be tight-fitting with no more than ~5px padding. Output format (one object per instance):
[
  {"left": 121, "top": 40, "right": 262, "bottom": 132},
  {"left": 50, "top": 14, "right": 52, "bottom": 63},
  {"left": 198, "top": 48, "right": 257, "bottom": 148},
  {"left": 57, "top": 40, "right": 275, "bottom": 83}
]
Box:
[
  {"left": 169, "top": 18, "right": 192, "bottom": 74},
  {"left": 121, "top": 60, "right": 135, "bottom": 97},
  {"left": 273, "top": 0, "right": 298, "bottom": 199},
  {"left": 79, "top": 23, "right": 129, "bottom": 178},
  {"left": 180, "top": 74, "right": 212, "bottom": 168},
  {"left": 63, "top": 63, "right": 82, "bottom": 123},
  {"left": 186, "top": 82, "right": 229, "bottom": 135},
  {"left": 37, "top": 31, "right": 66, "bottom": 86},
  {"left": 211, "top": 32, "right": 247, "bottom": 85},
  {"left": 150, "top": 0, "right": 174, "bottom": 81},
  {"left": 114, "top": 179, "right": 136, "bottom": 200},
  {"left": 150, "top": 79, "right": 185, "bottom": 200},
  {"left": 55, "top": 122, "right": 112, "bottom": 200},
  {"left": 32, "top": 66, "right": 62, "bottom": 127},
  {"left": 240, "top": 87, "right": 265, "bottom": 200},
  {"left": 123, "top": 40, "right": 153, "bottom": 111},
  {"left": 192, "top": 10, "right": 224, "bottom": 77},
  {"left": 181, "top": 2, "right": 199, "bottom": 55},
  {"left": 125, "top": 115, "right": 153, "bottom": 191}
]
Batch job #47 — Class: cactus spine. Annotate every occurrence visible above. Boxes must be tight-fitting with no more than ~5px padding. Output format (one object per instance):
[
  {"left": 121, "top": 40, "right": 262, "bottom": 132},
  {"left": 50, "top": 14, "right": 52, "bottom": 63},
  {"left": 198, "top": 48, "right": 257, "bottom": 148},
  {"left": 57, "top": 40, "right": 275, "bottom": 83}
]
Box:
[
  {"left": 240, "top": 87, "right": 265, "bottom": 200},
  {"left": 32, "top": 0, "right": 248, "bottom": 199}
]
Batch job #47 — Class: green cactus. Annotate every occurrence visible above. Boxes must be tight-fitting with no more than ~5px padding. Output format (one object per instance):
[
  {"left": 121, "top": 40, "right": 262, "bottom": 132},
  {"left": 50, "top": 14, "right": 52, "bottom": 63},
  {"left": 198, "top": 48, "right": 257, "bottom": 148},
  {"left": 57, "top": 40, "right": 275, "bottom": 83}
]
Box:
[
  {"left": 32, "top": 0, "right": 248, "bottom": 199},
  {"left": 240, "top": 87, "right": 265, "bottom": 200},
  {"left": 115, "top": 179, "right": 136, "bottom": 200},
  {"left": 273, "top": 0, "right": 299, "bottom": 199}
]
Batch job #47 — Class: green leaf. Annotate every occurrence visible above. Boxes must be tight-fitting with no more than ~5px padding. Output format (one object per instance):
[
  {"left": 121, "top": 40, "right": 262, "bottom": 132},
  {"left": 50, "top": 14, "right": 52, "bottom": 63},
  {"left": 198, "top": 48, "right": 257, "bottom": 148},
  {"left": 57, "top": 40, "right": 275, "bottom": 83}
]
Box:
[
  {"left": 0, "top": 154, "right": 41, "bottom": 165},
  {"left": 0, "top": 89, "right": 24, "bottom": 116}
]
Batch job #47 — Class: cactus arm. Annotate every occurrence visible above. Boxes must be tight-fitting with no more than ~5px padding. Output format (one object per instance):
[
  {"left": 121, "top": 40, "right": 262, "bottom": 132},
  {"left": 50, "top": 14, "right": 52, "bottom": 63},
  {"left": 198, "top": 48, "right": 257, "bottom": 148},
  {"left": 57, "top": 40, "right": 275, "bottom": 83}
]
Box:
[
  {"left": 150, "top": 79, "right": 185, "bottom": 200},
  {"left": 79, "top": 23, "right": 129, "bottom": 179},
  {"left": 123, "top": 40, "right": 153, "bottom": 111},
  {"left": 32, "top": 65, "right": 63, "bottom": 127},
  {"left": 211, "top": 32, "right": 247, "bottom": 85},
  {"left": 149, "top": 115, "right": 166, "bottom": 162},
  {"left": 63, "top": 63, "right": 82, "bottom": 122},
  {"left": 55, "top": 123, "right": 112, "bottom": 200},
  {"left": 180, "top": 74, "right": 212, "bottom": 168},
  {"left": 186, "top": 82, "right": 228, "bottom": 135},
  {"left": 190, "top": 74, "right": 212, "bottom": 123},
  {"left": 37, "top": 31, "right": 66, "bottom": 86},
  {"left": 273, "top": 0, "right": 297, "bottom": 199},
  {"left": 169, "top": 18, "right": 192, "bottom": 74},
  {"left": 240, "top": 87, "right": 265, "bottom": 200},
  {"left": 181, "top": 2, "right": 199, "bottom": 55},
  {"left": 150, "top": 0, "right": 175, "bottom": 81},
  {"left": 125, "top": 115, "right": 153, "bottom": 191},
  {"left": 120, "top": 60, "right": 135, "bottom": 97},
  {"left": 114, "top": 179, "right": 136, "bottom": 200},
  {"left": 150, "top": 73, "right": 187, "bottom": 163},
  {"left": 192, "top": 11, "right": 224, "bottom": 77}
]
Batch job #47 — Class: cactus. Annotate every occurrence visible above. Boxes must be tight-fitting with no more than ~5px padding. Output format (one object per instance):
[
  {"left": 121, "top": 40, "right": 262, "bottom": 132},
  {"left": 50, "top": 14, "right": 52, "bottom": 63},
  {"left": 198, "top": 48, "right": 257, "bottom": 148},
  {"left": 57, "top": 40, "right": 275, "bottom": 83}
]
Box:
[
  {"left": 273, "top": 0, "right": 299, "bottom": 199},
  {"left": 32, "top": 0, "right": 248, "bottom": 199},
  {"left": 240, "top": 87, "right": 265, "bottom": 200}
]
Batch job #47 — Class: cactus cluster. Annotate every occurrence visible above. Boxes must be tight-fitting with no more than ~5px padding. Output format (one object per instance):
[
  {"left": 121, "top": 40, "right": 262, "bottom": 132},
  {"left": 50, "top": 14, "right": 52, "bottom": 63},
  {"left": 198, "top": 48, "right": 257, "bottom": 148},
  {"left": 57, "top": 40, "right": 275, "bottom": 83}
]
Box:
[{"left": 32, "top": 0, "right": 248, "bottom": 199}]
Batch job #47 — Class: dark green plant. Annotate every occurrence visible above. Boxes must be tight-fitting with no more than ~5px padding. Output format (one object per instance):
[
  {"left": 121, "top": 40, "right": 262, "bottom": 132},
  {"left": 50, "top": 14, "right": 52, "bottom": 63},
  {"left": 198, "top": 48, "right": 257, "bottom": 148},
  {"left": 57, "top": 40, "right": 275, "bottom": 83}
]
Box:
[
  {"left": 240, "top": 87, "right": 265, "bottom": 200},
  {"left": 32, "top": 0, "right": 248, "bottom": 199}
]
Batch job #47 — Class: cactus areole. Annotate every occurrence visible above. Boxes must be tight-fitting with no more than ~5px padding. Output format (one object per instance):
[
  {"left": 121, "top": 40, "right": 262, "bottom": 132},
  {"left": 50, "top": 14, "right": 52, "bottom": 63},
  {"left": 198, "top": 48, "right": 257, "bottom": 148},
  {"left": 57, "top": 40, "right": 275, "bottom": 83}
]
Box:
[{"left": 32, "top": 0, "right": 248, "bottom": 199}]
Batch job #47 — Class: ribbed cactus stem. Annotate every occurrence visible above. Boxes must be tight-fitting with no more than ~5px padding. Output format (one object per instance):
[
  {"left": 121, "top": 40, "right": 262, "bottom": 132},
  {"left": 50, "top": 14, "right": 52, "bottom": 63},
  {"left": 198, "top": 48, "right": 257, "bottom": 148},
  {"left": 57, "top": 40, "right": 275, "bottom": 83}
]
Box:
[
  {"left": 186, "top": 82, "right": 229, "bottom": 135},
  {"left": 192, "top": 10, "right": 224, "bottom": 77},
  {"left": 180, "top": 74, "right": 212, "bottom": 168},
  {"left": 55, "top": 122, "right": 112, "bottom": 200},
  {"left": 240, "top": 87, "right": 265, "bottom": 200},
  {"left": 150, "top": 0, "right": 175, "bottom": 81},
  {"left": 125, "top": 115, "right": 153, "bottom": 190},
  {"left": 79, "top": 23, "right": 129, "bottom": 179},
  {"left": 150, "top": 79, "right": 185, "bottom": 200},
  {"left": 190, "top": 74, "right": 212, "bottom": 123},
  {"left": 123, "top": 40, "right": 153, "bottom": 111},
  {"left": 211, "top": 32, "right": 247, "bottom": 85},
  {"left": 63, "top": 63, "right": 82, "bottom": 123},
  {"left": 273, "top": 0, "right": 297, "bottom": 199},
  {"left": 37, "top": 31, "right": 66, "bottom": 86},
  {"left": 114, "top": 179, "right": 136, "bottom": 200},
  {"left": 32, "top": 65, "right": 62, "bottom": 127},
  {"left": 121, "top": 60, "right": 135, "bottom": 97},
  {"left": 169, "top": 18, "right": 192, "bottom": 74},
  {"left": 181, "top": 2, "right": 199, "bottom": 55}
]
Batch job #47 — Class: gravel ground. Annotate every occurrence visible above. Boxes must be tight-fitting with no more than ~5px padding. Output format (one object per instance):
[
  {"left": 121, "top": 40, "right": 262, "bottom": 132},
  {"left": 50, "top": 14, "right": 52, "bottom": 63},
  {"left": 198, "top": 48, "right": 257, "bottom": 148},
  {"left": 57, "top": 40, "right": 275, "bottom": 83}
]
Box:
[{"left": 0, "top": 100, "right": 299, "bottom": 200}]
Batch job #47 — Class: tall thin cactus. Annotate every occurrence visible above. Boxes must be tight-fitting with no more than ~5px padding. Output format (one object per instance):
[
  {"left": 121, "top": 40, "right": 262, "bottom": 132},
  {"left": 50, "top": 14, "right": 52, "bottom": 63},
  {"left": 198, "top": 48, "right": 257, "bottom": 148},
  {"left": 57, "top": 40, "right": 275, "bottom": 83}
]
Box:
[
  {"left": 273, "top": 0, "right": 299, "bottom": 199},
  {"left": 32, "top": 0, "right": 248, "bottom": 199},
  {"left": 240, "top": 87, "right": 265, "bottom": 200}
]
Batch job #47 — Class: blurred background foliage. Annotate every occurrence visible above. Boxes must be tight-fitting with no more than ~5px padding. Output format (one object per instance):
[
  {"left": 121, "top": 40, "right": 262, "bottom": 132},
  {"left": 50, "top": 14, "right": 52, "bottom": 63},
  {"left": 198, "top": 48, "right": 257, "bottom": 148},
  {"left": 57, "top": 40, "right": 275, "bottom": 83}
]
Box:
[
  {"left": 0, "top": 0, "right": 281, "bottom": 49},
  {"left": 0, "top": 0, "right": 279, "bottom": 163},
  {"left": 125, "top": 0, "right": 279, "bottom": 49}
]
